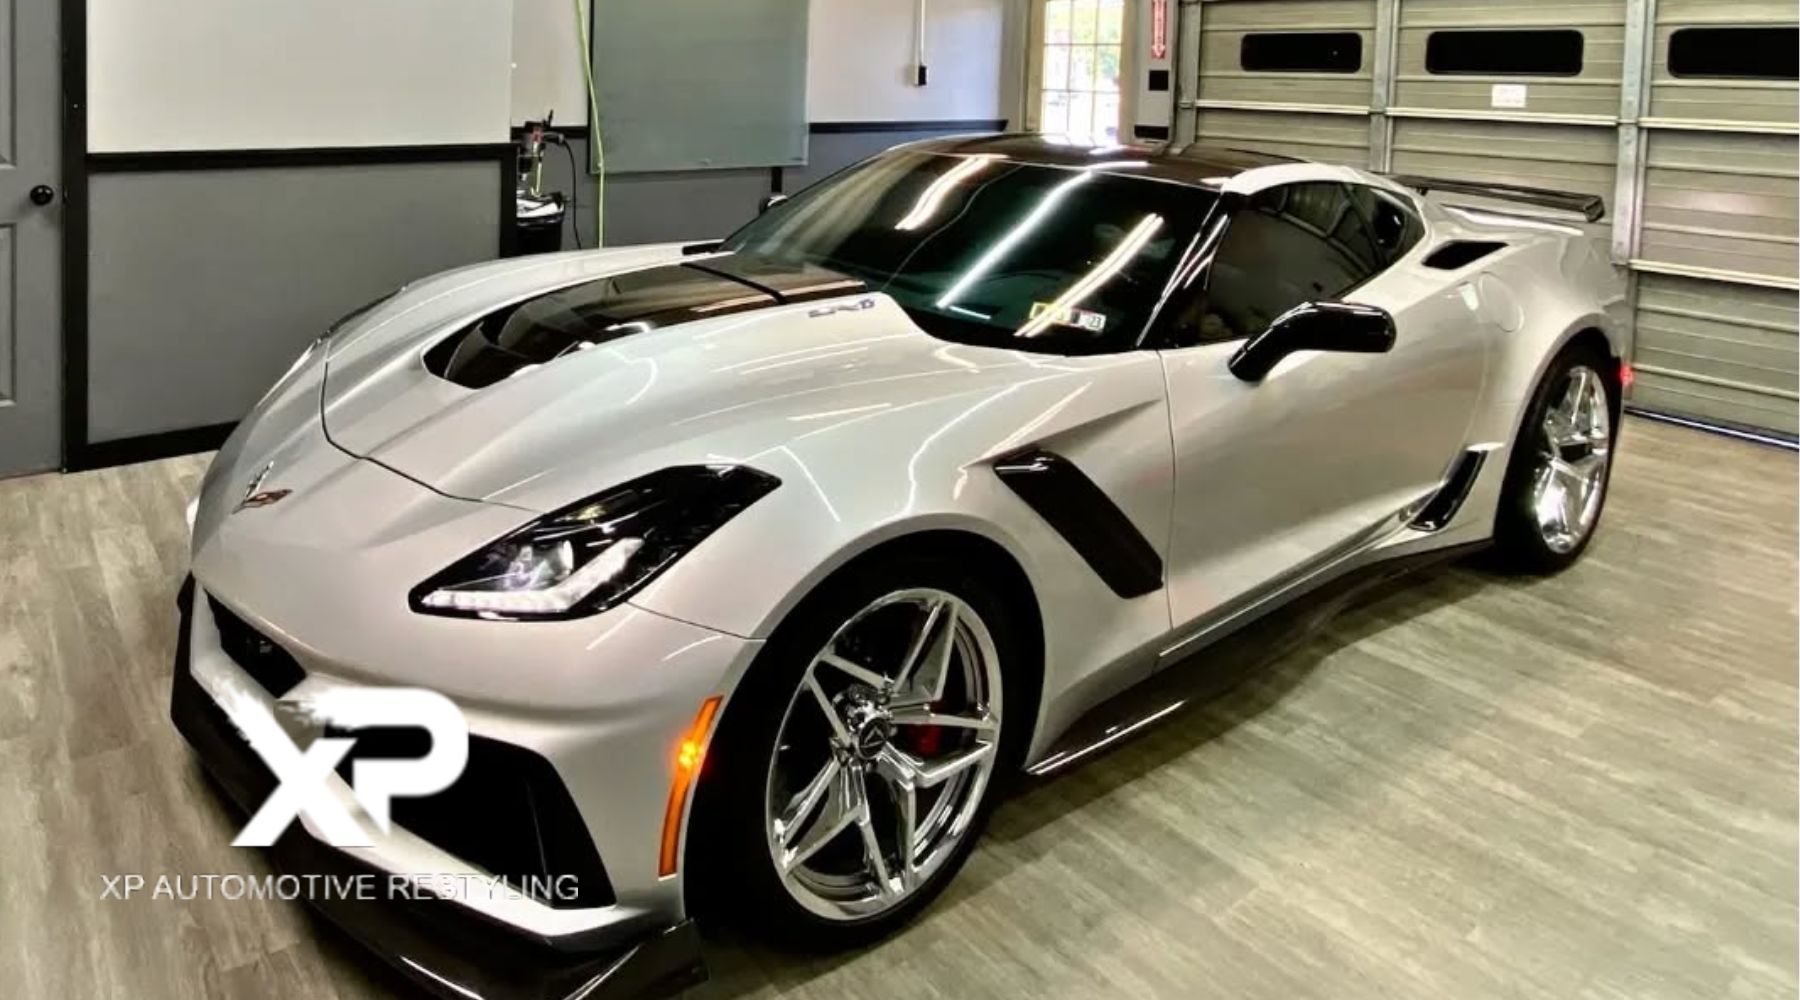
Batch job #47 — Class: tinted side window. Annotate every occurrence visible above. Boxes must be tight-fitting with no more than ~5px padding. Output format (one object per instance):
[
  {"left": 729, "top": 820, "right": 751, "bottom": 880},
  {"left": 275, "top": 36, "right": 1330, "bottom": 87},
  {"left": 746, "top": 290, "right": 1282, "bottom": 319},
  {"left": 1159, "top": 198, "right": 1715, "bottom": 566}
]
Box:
[
  {"left": 1192, "top": 183, "right": 1382, "bottom": 342},
  {"left": 1346, "top": 184, "right": 1425, "bottom": 264}
]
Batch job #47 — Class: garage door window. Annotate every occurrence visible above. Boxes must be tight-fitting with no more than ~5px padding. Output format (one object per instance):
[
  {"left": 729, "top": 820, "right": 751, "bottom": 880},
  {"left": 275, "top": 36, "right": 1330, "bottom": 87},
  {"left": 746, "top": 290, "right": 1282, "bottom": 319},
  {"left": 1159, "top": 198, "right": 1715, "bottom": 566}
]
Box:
[
  {"left": 1039, "top": 0, "right": 1125, "bottom": 141},
  {"left": 1240, "top": 33, "right": 1363, "bottom": 73},
  {"left": 1426, "top": 30, "right": 1584, "bottom": 77},
  {"left": 1669, "top": 27, "right": 1799, "bottom": 80}
]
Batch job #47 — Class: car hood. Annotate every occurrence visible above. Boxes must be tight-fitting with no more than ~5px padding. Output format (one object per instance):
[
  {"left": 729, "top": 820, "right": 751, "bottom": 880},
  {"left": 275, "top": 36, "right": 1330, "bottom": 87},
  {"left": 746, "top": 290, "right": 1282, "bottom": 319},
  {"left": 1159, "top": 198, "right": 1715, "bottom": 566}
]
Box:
[{"left": 321, "top": 247, "right": 1065, "bottom": 513}]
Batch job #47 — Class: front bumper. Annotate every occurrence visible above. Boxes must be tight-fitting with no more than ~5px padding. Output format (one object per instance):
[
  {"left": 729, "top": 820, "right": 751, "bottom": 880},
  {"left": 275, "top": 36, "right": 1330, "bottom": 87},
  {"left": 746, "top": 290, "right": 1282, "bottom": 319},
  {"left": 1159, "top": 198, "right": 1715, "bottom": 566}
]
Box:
[{"left": 170, "top": 577, "right": 715, "bottom": 1000}]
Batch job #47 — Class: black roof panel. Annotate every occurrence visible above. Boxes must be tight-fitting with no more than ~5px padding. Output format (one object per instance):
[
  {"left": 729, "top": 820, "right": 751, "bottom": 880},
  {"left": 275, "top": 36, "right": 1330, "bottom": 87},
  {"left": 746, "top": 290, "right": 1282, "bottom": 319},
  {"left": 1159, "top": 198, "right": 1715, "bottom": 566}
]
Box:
[{"left": 901, "top": 133, "right": 1296, "bottom": 187}]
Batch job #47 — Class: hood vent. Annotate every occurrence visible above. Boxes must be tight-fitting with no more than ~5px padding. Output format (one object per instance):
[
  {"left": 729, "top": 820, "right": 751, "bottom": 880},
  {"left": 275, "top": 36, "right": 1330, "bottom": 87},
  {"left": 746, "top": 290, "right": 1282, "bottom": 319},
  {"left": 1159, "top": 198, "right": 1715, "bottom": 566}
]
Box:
[{"left": 424, "top": 255, "right": 866, "bottom": 388}]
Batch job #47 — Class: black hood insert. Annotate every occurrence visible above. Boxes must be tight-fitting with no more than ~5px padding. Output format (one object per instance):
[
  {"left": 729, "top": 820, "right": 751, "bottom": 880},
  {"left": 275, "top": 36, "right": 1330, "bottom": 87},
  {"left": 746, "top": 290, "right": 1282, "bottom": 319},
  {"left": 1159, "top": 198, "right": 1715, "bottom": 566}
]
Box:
[{"left": 424, "top": 254, "right": 867, "bottom": 389}]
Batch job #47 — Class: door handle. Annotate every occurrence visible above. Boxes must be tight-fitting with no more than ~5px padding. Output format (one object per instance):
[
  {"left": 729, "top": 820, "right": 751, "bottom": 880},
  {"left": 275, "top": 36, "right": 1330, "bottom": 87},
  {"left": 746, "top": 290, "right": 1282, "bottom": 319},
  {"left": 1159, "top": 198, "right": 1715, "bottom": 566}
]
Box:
[{"left": 29, "top": 185, "right": 55, "bottom": 206}]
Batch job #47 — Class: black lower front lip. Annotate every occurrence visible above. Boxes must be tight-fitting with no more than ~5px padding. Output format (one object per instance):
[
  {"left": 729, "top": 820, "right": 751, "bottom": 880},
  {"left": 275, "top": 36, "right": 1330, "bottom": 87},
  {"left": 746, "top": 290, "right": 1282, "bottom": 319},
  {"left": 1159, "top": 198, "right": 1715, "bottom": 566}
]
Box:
[{"left": 168, "top": 578, "right": 706, "bottom": 1000}]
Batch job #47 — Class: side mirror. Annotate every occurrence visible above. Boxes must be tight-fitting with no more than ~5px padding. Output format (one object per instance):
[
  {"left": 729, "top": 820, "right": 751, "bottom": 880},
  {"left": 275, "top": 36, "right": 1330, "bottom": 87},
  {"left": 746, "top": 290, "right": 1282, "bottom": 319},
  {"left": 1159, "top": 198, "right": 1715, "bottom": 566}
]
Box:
[
  {"left": 1227, "top": 301, "right": 1396, "bottom": 383},
  {"left": 758, "top": 193, "right": 789, "bottom": 215}
]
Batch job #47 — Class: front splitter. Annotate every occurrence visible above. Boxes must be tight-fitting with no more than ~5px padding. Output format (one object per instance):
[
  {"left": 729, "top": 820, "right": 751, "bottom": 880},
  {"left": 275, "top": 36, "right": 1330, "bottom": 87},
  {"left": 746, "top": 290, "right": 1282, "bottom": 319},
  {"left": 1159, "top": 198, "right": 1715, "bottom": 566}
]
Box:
[{"left": 168, "top": 577, "right": 707, "bottom": 1000}]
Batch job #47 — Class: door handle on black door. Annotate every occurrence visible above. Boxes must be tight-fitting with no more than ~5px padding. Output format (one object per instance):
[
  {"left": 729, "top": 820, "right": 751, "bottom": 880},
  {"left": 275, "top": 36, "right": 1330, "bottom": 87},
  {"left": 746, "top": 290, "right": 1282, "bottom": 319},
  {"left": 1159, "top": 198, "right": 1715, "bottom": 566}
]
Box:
[{"left": 29, "top": 185, "right": 55, "bottom": 206}]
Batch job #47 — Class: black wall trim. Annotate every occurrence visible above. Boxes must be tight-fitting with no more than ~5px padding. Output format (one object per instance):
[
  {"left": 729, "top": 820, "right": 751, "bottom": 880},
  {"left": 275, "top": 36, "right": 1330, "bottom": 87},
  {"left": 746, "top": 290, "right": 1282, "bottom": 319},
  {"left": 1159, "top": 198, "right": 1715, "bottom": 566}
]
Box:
[
  {"left": 87, "top": 142, "right": 516, "bottom": 173},
  {"left": 64, "top": 138, "right": 518, "bottom": 470},
  {"left": 510, "top": 124, "right": 590, "bottom": 141},
  {"left": 992, "top": 448, "right": 1163, "bottom": 599},
  {"left": 1623, "top": 405, "right": 1799, "bottom": 451},
  {"left": 60, "top": 0, "right": 88, "bottom": 471},
  {"left": 809, "top": 119, "right": 1008, "bottom": 134},
  {"left": 78, "top": 422, "right": 237, "bottom": 472}
]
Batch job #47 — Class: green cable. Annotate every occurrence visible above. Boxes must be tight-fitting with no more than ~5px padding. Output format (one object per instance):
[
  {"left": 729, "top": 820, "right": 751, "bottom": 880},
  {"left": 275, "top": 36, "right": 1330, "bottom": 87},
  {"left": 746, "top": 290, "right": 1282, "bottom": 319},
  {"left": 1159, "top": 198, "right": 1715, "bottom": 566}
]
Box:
[{"left": 574, "top": 0, "right": 605, "bottom": 244}]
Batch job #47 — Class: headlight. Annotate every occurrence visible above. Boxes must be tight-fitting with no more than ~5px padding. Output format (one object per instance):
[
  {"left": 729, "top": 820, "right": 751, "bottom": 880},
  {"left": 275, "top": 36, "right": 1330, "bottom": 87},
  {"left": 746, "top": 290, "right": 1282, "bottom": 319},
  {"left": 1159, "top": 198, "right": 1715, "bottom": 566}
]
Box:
[{"left": 410, "top": 465, "right": 780, "bottom": 620}]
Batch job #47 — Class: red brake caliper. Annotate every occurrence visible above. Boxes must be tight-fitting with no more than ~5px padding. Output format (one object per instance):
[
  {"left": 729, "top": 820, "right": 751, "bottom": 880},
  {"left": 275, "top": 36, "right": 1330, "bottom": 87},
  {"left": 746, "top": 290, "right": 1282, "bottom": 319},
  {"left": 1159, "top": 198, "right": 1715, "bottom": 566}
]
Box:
[{"left": 903, "top": 704, "right": 944, "bottom": 756}]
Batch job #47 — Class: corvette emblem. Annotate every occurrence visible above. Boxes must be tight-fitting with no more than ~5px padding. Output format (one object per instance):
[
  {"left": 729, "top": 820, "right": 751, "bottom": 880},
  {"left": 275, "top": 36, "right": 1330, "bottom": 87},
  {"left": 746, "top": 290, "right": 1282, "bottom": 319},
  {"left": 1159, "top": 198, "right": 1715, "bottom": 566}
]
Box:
[
  {"left": 235, "top": 462, "right": 291, "bottom": 513},
  {"left": 807, "top": 297, "right": 876, "bottom": 319}
]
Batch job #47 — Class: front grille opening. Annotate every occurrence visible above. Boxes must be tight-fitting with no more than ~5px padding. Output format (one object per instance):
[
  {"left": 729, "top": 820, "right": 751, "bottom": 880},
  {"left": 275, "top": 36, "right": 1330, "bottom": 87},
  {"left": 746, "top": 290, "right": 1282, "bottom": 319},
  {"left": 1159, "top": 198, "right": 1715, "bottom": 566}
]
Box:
[
  {"left": 329, "top": 728, "right": 616, "bottom": 910},
  {"left": 208, "top": 597, "right": 306, "bottom": 697},
  {"left": 1423, "top": 240, "right": 1506, "bottom": 270}
]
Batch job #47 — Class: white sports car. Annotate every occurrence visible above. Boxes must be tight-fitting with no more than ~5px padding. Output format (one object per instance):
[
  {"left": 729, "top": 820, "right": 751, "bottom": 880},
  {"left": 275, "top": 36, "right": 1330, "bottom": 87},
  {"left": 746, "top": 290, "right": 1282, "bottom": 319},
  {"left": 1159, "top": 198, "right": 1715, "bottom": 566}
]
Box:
[{"left": 172, "top": 135, "right": 1625, "bottom": 999}]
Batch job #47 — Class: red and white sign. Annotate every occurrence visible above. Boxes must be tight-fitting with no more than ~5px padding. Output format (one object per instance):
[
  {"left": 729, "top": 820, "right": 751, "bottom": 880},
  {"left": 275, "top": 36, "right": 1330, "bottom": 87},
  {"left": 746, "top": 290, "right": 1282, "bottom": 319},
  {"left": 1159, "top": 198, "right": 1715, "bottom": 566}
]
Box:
[{"left": 1150, "top": 0, "right": 1169, "bottom": 60}]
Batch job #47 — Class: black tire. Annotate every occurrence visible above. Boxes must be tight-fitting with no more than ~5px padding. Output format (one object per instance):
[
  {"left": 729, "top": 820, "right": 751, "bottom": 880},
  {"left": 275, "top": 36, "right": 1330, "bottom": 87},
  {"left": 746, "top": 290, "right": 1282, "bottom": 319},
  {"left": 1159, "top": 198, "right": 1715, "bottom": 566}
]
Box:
[
  {"left": 1490, "top": 339, "right": 1621, "bottom": 574},
  {"left": 687, "top": 551, "right": 1030, "bottom": 950}
]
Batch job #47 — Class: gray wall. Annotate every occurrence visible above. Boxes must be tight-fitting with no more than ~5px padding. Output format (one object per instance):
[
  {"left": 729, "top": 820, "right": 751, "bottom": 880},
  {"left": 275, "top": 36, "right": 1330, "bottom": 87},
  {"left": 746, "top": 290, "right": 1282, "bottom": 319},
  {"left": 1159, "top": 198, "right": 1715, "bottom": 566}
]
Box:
[{"left": 87, "top": 161, "right": 500, "bottom": 443}]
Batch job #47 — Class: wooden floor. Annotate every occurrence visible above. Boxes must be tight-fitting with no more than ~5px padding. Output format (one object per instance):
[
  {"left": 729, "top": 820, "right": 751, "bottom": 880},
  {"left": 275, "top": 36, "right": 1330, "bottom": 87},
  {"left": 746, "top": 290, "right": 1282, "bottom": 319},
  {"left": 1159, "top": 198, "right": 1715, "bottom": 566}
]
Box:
[{"left": 0, "top": 416, "right": 1794, "bottom": 1000}]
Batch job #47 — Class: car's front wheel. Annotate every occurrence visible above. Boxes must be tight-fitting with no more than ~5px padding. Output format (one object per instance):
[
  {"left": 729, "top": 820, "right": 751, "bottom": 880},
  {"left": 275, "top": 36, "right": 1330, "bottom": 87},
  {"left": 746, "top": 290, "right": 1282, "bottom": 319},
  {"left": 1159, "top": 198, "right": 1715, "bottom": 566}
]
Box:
[
  {"left": 1491, "top": 340, "right": 1621, "bottom": 572},
  {"left": 692, "top": 555, "right": 1022, "bottom": 947}
]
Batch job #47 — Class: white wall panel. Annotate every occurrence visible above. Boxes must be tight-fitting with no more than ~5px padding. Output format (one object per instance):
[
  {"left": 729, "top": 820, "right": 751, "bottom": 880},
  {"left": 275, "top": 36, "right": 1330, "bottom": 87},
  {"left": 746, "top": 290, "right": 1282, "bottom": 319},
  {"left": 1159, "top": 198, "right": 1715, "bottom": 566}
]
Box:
[
  {"left": 809, "top": 0, "right": 1006, "bottom": 121},
  {"left": 88, "top": 0, "right": 515, "bottom": 152},
  {"left": 512, "top": 0, "right": 591, "bottom": 125}
]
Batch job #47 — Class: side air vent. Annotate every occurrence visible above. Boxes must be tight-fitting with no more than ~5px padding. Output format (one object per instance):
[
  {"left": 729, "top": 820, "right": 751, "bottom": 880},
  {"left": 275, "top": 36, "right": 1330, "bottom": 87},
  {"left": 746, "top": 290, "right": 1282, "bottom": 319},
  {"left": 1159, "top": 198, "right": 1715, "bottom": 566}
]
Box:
[
  {"left": 993, "top": 448, "right": 1163, "bottom": 598},
  {"left": 1423, "top": 241, "right": 1506, "bottom": 270},
  {"left": 1411, "top": 448, "right": 1489, "bottom": 531}
]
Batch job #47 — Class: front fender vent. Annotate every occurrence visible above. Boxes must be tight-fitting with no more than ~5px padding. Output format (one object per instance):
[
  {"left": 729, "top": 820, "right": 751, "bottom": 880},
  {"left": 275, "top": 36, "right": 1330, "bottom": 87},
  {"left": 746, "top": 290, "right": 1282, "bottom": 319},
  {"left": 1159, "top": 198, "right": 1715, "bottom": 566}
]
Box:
[{"left": 993, "top": 448, "right": 1163, "bottom": 598}]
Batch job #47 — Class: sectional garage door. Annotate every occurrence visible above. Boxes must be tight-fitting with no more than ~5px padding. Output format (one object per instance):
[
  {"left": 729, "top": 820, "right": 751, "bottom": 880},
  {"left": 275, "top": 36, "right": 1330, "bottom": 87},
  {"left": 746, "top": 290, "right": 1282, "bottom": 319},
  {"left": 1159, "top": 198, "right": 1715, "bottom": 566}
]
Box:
[
  {"left": 1628, "top": 0, "right": 1797, "bottom": 434},
  {"left": 1189, "top": 0, "right": 1376, "bottom": 165},
  {"left": 1172, "top": 0, "right": 1797, "bottom": 436}
]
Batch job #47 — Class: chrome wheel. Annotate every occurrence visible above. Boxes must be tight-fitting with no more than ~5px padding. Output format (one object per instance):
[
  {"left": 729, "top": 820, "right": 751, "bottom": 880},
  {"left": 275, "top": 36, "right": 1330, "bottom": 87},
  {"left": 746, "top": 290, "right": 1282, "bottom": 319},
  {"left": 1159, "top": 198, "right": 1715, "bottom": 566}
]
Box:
[
  {"left": 765, "top": 588, "right": 1002, "bottom": 921},
  {"left": 1529, "top": 364, "right": 1612, "bottom": 554}
]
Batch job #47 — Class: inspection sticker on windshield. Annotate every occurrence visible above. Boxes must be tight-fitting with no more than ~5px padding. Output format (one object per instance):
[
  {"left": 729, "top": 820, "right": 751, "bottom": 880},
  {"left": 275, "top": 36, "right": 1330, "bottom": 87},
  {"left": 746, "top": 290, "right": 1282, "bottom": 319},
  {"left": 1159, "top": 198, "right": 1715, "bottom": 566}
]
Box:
[{"left": 1029, "top": 302, "right": 1107, "bottom": 333}]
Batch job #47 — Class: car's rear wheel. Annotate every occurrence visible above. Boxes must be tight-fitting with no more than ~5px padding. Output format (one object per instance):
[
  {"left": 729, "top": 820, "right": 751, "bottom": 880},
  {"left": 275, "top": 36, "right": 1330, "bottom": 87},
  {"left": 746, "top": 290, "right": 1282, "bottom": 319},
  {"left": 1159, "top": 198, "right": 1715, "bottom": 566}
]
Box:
[
  {"left": 1491, "top": 341, "right": 1620, "bottom": 573},
  {"left": 692, "top": 555, "right": 1023, "bottom": 947}
]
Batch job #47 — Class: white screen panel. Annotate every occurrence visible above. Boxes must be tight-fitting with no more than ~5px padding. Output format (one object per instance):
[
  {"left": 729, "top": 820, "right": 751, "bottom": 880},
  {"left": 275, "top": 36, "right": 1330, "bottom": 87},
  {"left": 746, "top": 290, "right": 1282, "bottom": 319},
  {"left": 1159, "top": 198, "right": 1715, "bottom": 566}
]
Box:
[{"left": 88, "top": 0, "right": 514, "bottom": 152}]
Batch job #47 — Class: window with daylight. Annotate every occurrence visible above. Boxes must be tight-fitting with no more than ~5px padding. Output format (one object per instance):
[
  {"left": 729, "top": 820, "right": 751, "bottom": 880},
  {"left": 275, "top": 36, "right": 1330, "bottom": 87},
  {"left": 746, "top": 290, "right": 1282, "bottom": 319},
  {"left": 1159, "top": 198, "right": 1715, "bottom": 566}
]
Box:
[
  {"left": 1669, "top": 26, "right": 1799, "bottom": 80},
  {"left": 1040, "top": 0, "right": 1126, "bottom": 142}
]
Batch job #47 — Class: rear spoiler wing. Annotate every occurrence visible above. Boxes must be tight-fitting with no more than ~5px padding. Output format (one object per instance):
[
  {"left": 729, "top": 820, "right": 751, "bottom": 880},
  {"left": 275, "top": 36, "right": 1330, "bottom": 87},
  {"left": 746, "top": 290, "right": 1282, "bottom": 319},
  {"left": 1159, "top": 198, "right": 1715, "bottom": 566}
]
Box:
[{"left": 1387, "top": 175, "right": 1606, "bottom": 224}]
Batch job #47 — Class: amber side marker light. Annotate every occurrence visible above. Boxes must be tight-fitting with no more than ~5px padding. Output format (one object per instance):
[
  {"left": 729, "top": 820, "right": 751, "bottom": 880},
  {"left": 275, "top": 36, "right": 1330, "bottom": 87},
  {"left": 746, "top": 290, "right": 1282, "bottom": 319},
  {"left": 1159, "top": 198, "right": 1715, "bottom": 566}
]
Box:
[{"left": 659, "top": 695, "right": 723, "bottom": 877}]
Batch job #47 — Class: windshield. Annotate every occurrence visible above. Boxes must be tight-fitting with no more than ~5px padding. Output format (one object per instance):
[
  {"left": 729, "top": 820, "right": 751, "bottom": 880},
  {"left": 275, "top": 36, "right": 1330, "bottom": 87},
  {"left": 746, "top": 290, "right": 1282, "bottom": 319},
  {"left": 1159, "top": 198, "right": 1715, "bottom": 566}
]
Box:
[{"left": 721, "top": 150, "right": 1215, "bottom": 354}]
